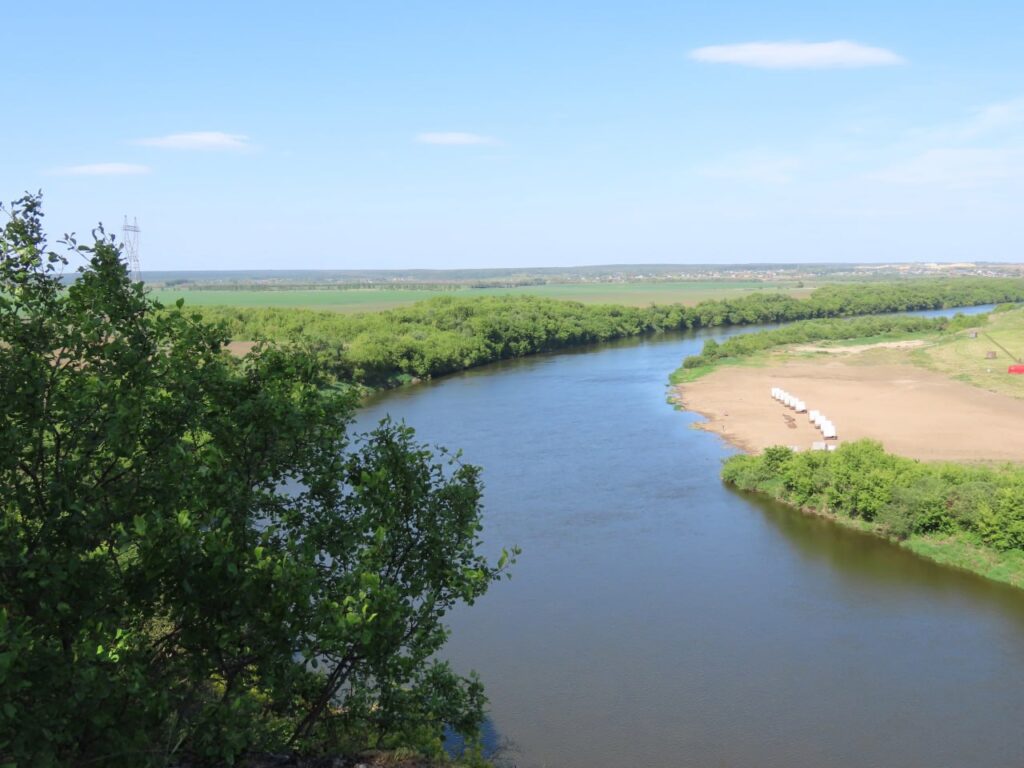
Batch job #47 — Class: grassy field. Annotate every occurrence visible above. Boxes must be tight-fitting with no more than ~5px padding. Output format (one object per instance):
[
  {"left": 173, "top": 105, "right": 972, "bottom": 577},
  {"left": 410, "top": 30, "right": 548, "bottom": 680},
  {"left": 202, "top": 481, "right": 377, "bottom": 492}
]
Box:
[
  {"left": 912, "top": 307, "right": 1024, "bottom": 398},
  {"left": 149, "top": 280, "right": 818, "bottom": 314},
  {"left": 147, "top": 288, "right": 446, "bottom": 313}
]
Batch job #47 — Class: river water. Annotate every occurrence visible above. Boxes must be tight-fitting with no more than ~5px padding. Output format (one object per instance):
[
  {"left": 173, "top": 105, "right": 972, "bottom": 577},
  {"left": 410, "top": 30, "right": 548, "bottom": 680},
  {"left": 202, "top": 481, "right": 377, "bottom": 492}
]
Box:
[{"left": 356, "top": 306, "right": 1024, "bottom": 768}]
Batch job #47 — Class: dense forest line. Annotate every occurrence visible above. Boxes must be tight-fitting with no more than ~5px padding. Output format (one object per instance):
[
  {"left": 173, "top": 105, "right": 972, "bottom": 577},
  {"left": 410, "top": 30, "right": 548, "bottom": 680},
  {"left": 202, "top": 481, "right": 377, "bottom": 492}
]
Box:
[
  {"left": 190, "top": 278, "right": 1024, "bottom": 386},
  {"left": 676, "top": 312, "right": 984, "bottom": 378},
  {"left": 722, "top": 441, "right": 1024, "bottom": 585}
]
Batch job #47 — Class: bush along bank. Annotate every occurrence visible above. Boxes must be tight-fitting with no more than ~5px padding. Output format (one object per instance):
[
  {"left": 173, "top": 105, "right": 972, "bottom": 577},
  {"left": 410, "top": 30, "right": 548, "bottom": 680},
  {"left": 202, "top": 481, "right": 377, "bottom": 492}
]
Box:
[
  {"left": 192, "top": 278, "right": 1023, "bottom": 388},
  {"left": 722, "top": 440, "right": 1024, "bottom": 588}
]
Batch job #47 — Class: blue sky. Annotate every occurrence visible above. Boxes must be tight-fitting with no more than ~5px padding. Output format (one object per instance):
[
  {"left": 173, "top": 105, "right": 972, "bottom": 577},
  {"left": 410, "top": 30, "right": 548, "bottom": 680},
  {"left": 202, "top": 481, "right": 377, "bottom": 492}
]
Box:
[{"left": 4, "top": 1, "right": 1024, "bottom": 269}]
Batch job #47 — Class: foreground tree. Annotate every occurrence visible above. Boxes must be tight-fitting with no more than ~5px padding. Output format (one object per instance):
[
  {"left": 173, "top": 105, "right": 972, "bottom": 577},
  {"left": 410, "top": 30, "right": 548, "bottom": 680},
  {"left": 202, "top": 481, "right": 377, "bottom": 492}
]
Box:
[{"left": 0, "top": 194, "right": 514, "bottom": 766}]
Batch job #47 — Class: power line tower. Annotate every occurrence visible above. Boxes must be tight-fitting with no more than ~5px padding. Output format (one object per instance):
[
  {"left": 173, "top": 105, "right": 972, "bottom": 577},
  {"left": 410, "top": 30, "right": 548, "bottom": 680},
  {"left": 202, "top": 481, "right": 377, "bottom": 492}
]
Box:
[{"left": 122, "top": 216, "right": 141, "bottom": 283}]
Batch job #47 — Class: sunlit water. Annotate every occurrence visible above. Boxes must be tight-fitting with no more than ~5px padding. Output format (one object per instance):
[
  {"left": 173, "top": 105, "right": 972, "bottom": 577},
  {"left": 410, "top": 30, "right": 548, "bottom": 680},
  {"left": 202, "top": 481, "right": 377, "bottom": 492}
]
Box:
[{"left": 357, "top": 305, "right": 1024, "bottom": 768}]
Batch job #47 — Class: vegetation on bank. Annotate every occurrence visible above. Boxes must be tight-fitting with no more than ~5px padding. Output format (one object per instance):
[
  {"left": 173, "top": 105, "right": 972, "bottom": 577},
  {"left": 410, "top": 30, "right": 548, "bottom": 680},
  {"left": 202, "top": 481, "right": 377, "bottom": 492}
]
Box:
[
  {"left": 1, "top": 194, "right": 515, "bottom": 766},
  {"left": 722, "top": 441, "right": 1024, "bottom": 588},
  {"left": 193, "top": 278, "right": 1024, "bottom": 388}
]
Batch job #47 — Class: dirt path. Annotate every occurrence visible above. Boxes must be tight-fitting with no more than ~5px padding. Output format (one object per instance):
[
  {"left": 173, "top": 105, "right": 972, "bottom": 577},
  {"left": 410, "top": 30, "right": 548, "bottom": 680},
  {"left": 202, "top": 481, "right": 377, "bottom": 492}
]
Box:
[{"left": 677, "top": 361, "right": 1024, "bottom": 462}]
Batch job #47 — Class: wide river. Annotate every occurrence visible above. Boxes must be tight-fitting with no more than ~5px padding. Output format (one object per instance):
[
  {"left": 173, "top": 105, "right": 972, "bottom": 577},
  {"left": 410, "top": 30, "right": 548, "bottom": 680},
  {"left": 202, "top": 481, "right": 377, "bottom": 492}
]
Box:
[{"left": 356, "top": 306, "right": 1024, "bottom": 768}]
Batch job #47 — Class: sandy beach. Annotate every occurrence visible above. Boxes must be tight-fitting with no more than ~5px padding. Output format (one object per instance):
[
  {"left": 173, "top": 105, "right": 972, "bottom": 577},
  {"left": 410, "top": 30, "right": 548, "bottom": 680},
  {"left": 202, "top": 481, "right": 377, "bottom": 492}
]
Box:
[{"left": 677, "top": 360, "right": 1024, "bottom": 462}]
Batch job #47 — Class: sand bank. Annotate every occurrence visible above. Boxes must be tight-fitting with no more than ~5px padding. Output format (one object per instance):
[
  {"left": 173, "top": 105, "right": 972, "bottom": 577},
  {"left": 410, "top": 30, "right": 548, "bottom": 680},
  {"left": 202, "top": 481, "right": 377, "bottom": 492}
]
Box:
[{"left": 677, "top": 361, "right": 1024, "bottom": 462}]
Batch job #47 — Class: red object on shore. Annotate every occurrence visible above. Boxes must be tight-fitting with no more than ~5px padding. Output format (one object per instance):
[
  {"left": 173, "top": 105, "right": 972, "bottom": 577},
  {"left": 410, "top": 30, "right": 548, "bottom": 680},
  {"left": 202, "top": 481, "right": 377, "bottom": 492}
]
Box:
[{"left": 1009, "top": 365, "right": 1024, "bottom": 374}]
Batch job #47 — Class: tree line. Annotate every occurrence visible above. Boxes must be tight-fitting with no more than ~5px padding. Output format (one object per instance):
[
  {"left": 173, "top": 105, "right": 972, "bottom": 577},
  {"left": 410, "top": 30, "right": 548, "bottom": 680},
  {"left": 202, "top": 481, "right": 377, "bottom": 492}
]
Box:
[{"left": 192, "top": 278, "right": 1024, "bottom": 387}]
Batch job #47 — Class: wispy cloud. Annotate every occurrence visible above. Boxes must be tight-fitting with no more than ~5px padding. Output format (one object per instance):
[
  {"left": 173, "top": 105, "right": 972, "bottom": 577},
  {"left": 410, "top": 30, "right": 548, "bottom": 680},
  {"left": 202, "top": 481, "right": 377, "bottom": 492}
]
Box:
[
  {"left": 867, "top": 148, "right": 1024, "bottom": 188},
  {"left": 415, "top": 132, "right": 498, "bottom": 146},
  {"left": 135, "top": 131, "right": 252, "bottom": 150},
  {"left": 923, "top": 98, "right": 1024, "bottom": 143},
  {"left": 689, "top": 40, "right": 905, "bottom": 70},
  {"left": 866, "top": 96, "right": 1024, "bottom": 188},
  {"left": 50, "top": 163, "right": 151, "bottom": 176}
]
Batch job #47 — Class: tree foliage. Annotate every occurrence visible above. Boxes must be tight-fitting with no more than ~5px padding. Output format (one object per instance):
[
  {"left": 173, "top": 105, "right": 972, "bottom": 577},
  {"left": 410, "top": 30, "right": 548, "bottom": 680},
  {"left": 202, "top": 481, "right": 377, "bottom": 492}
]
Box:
[
  {"left": 0, "top": 194, "right": 514, "bottom": 766},
  {"left": 722, "top": 440, "right": 1024, "bottom": 549}
]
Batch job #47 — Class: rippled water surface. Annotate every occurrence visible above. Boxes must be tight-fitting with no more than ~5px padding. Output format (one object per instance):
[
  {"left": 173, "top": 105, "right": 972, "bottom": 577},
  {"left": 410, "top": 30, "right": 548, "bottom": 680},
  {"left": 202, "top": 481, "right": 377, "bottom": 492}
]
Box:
[{"left": 356, "top": 306, "right": 1024, "bottom": 768}]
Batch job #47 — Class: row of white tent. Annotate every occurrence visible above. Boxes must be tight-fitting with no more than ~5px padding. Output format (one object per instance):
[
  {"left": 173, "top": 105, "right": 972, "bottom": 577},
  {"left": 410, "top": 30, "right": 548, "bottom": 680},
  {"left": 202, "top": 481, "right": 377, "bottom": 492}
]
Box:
[
  {"left": 771, "top": 387, "right": 807, "bottom": 413},
  {"left": 770, "top": 387, "right": 838, "bottom": 439}
]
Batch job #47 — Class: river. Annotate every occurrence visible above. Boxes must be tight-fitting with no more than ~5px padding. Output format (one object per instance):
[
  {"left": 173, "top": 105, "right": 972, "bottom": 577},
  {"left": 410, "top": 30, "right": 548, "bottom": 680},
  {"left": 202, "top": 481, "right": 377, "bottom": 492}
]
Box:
[{"left": 356, "top": 305, "right": 1024, "bottom": 768}]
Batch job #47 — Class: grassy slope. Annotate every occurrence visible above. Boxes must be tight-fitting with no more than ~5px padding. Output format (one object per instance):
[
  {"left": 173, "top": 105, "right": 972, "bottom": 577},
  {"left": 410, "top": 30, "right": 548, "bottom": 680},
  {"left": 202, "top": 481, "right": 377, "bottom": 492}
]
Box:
[
  {"left": 912, "top": 307, "right": 1024, "bottom": 398},
  {"left": 151, "top": 280, "right": 818, "bottom": 313}
]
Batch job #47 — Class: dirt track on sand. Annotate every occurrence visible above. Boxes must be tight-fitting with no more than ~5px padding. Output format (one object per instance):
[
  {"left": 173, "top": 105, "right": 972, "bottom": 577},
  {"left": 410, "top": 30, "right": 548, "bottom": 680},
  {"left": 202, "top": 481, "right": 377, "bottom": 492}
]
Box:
[{"left": 677, "top": 361, "right": 1024, "bottom": 462}]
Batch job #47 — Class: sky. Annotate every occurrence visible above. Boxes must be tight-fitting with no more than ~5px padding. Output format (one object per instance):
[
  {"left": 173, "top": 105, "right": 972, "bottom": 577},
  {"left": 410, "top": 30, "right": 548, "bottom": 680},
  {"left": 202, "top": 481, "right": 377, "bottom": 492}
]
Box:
[{"left": 4, "top": 1, "right": 1024, "bottom": 270}]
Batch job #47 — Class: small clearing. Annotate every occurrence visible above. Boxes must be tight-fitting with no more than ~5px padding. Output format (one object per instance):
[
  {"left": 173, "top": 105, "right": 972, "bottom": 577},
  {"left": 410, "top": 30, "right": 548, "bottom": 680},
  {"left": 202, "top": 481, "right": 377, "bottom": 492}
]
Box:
[{"left": 792, "top": 339, "right": 927, "bottom": 355}]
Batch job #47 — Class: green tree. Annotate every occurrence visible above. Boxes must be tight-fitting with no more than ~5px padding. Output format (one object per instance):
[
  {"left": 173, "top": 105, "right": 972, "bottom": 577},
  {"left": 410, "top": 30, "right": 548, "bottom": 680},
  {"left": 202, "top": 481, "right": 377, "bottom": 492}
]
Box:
[{"left": 0, "top": 194, "right": 515, "bottom": 766}]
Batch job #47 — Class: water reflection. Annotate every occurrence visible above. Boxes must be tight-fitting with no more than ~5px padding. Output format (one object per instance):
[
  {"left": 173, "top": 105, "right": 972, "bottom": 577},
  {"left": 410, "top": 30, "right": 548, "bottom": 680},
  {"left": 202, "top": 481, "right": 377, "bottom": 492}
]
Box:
[{"left": 742, "top": 486, "right": 1024, "bottom": 630}]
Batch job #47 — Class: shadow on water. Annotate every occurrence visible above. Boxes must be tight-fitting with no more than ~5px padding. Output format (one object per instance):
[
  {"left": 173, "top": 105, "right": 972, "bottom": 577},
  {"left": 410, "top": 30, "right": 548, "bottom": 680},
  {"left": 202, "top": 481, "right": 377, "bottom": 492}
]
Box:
[{"left": 735, "top": 486, "right": 1024, "bottom": 628}]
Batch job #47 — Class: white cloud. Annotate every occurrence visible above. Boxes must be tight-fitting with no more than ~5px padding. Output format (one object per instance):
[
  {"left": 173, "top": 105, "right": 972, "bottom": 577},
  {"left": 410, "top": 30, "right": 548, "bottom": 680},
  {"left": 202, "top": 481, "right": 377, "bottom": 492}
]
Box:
[
  {"left": 415, "top": 132, "right": 498, "bottom": 146},
  {"left": 866, "top": 148, "right": 1024, "bottom": 187},
  {"left": 689, "top": 40, "right": 905, "bottom": 69},
  {"left": 50, "top": 163, "right": 151, "bottom": 176},
  {"left": 135, "top": 131, "right": 252, "bottom": 150}
]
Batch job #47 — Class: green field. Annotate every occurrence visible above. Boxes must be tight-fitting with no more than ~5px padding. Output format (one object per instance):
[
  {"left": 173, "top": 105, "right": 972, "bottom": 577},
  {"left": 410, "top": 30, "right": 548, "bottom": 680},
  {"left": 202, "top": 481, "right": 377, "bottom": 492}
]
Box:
[
  {"left": 914, "top": 307, "right": 1024, "bottom": 398},
  {"left": 150, "top": 280, "right": 817, "bottom": 313},
  {"left": 147, "top": 288, "right": 446, "bottom": 313}
]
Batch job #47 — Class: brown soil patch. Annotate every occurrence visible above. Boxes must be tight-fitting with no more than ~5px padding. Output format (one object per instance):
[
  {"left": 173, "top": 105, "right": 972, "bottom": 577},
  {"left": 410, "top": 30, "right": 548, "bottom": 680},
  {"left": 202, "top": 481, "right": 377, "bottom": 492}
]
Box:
[
  {"left": 225, "top": 340, "right": 257, "bottom": 356},
  {"left": 677, "top": 361, "right": 1024, "bottom": 462},
  {"left": 792, "top": 339, "right": 926, "bottom": 355}
]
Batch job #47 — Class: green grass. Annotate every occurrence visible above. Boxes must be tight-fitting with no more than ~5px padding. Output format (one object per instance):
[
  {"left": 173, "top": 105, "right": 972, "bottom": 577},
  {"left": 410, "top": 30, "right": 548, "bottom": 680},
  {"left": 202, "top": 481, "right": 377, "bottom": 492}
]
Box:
[
  {"left": 668, "top": 355, "right": 766, "bottom": 385},
  {"left": 915, "top": 308, "right": 1024, "bottom": 398},
  {"left": 904, "top": 532, "right": 1024, "bottom": 589},
  {"left": 150, "top": 280, "right": 819, "bottom": 314},
  {"left": 148, "top": 288, "right": 446, "bottom": 313}
]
